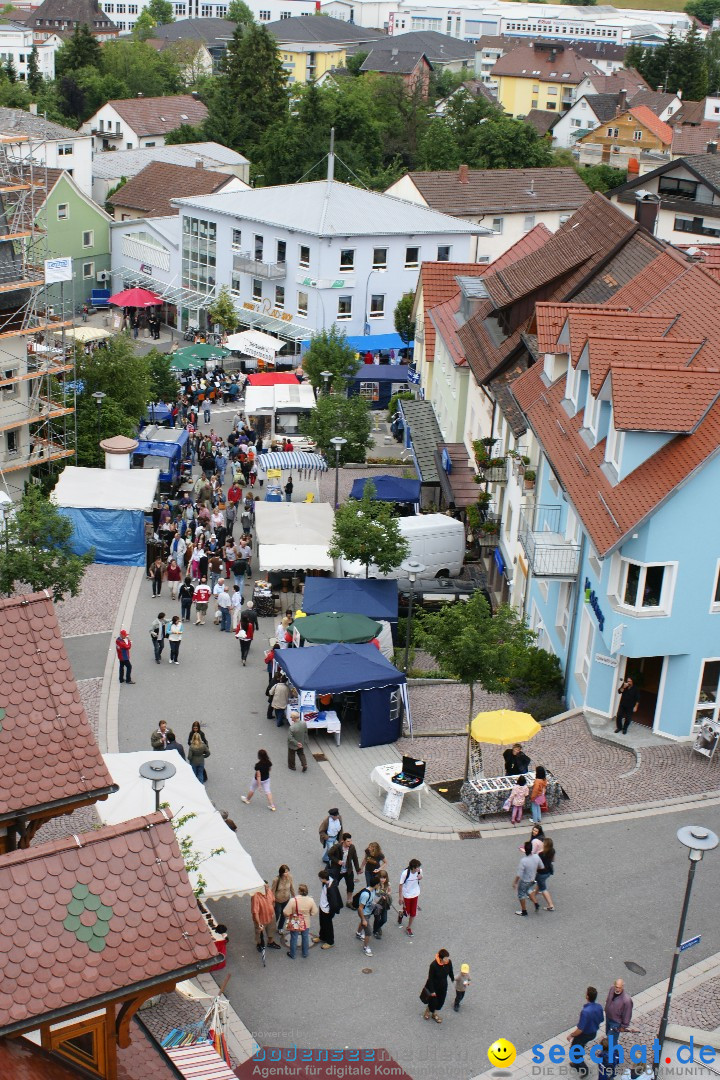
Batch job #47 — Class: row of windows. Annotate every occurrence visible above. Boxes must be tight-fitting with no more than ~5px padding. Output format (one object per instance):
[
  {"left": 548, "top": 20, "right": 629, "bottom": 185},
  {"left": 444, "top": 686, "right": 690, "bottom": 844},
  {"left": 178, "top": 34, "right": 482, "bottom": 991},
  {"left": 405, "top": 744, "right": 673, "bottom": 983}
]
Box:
[
  {"left": 504, "top": 21, "right": 620, "bottom": 38},
  {"left": 231, "top": 276, "right": 387, "bottom": 321},
  {"left": 228, "top": 231, "right": 446, "bottom": 271}
]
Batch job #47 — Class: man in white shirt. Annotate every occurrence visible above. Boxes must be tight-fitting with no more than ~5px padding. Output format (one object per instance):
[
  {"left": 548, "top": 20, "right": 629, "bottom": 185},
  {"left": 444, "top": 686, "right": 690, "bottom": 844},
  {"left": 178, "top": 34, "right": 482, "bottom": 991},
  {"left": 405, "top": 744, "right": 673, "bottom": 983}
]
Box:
[
  {"left": 230, "top": 584, "right": 243, "bottom": 630},
  {"left": 216, "top": 584, "right": 232, "bottom": 633}
]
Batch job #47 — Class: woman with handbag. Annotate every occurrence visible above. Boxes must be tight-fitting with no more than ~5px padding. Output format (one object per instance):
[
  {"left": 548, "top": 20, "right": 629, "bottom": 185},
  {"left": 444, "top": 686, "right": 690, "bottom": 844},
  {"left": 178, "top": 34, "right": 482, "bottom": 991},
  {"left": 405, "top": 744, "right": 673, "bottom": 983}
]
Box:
[
  {"left": 187, "top": 721, "right": 210, "bottom": 782},
  {"left": 283, "top": 884, "right": 318, "bottom": 959},
  {"left": 420, "top": 949, "right": 454, "bottom": 1024},
  {"left": 534, "top": 837, "right": 556, "bottom": 911},
  {"left": 372, "top": 869, "right": 392, "bottom": 940},
  {"left": 530, "top": 765, "right": 548, "bottom": 823},
  {"left": 271, "top": 864, "right": 296, "bottom": 935}
]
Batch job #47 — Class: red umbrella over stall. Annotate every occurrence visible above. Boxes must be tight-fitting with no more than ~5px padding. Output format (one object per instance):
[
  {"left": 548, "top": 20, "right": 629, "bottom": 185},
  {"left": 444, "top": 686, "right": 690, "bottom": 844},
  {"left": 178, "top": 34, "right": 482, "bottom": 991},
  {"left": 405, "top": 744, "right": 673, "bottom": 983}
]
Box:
[{"left": 108, "top": 287, "right": 163, "bottom": 308}]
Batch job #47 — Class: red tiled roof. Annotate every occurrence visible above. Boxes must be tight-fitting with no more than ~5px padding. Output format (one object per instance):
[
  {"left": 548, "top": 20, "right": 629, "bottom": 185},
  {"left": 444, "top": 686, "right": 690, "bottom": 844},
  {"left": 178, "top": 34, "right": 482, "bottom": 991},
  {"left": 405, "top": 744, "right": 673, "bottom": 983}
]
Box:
[
  {"left": 484, "top": 231, "right": 597, "bottom": 308},
  {"left": 564, "top": 313, "right": 675, "bottom": 372},
  {"left": 675, "top": 242, "right": 720, "bottom": 280},
  {"left": 583, "top": 335, "right": 706, "bottom": 394},
  {"left": 585, "top": 69, "right": 650, "bottom": 95},
  {"left": 492, "top": 43, "right": 602, "bottom": 85},
  {"left": 535, "top": 302, "right": 629, "bottom": 353},
  {"left": 488, "top": 222, "right": 552, "bottom": 269},
  {"left": 0, "top": 593, "right": 117, "bottom": 821},
  {"left": 0, "top": 1021, "right": 178, "bottom": 1080},
  {"left": 0, "top": 813, "right": 219, "bottom": 1035},
  {"left": 609, "top": 361, "right": 720, "bottom": 432},
  {"left": 109, "top": 160, "right": 233, "bottom": 217},
  {"left": 404, "top": 167, "right": 588, "bottom": 216},
  {"left": 628, "top": 104, "right": 673, "bottom": 146},
  {"left": 106, "top": 95, "right": 208, "bottom": 138},
  {"left": 418, "top": 260, "right": 480, "bottom": 360},
  {"left": 608, "top": 248, "right": 689, "bottom": 308},
  {"left": 671, "top": 122, "right": 720, "bottom": 155},
  {"left": 429, "top": 293, "right": 465, "bottom": 366}
]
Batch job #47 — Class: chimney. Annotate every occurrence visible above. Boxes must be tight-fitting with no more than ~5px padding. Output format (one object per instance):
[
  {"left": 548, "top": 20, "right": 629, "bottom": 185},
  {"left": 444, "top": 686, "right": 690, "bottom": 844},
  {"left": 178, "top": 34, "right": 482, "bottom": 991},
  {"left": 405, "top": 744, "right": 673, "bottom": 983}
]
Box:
[
  {"left": 634, "top": 190, "right": 660, "bottom": 234},
  {"left": 657, "top": 84, "right": 664, "bottom": 93},
  {"left": 99, "top": 435, "right": 138, "bottom": 471},
  {"left": 136, "top": 92, "right": 143, "bottom": 98},
  {"left": 677, "top": 89, "right": 683, "bottom": 99},
  {"left": 29, "top": 102, "right": 37, "bottom": 115},
  {"left": 191, "top": 90, "right": 200, "bottom": 99},
  {"left": 549, "top": 47, "right": 557, "bottom": 63},
  {"left": 708, "top": 141, "right": 718, "bottom": 154},
  {"left": 195, "top": 159, "right": 204, "bottom": 168},
  {"left": 617, "top": 88, "right": 627, "bottom": 113},
  {"left": 458, "top": 163, "right": 469, "bottom": 184}
]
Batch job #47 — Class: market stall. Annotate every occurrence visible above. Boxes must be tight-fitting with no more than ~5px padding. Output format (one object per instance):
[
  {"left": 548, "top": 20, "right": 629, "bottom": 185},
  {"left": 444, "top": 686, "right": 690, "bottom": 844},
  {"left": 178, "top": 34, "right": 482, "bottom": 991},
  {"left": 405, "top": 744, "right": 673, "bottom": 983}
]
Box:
[
  {"left": 302, "top": 577, "right": 398, "bottom": 624},
  {"left": 350, "top": 475, "right": 420, "bottom": 508},
  {"left": 255, "top": 501, "right": 335, "bottom": 575},
  {"left": 98, "top": 752, "right": 264, "bottom": 900},
  {"left": 291, "top": 611, "right": 381, "bottom": 645},
  {"left": 273, "top": 642, "right": 408, "bottom": 748}
]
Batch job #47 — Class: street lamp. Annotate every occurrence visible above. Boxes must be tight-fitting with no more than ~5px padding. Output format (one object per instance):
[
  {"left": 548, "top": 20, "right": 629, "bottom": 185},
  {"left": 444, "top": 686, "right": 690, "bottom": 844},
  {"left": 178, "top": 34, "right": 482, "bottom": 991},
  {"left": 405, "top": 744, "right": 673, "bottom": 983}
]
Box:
[
  {"left": 330, "top": 435, "right": 347, "bottom": 510},
  {"left": 364, "top": 268, "right": 387, "bottom": 337},
  {"left": 320, "top": 370, "right": 333, "bottom": 394},
  {"left": 139, "top": 758, "right": 177, "bottom": 812},
  {"left": 656, "top": 825, "right": 718, "bottom": 1064},
  {"left": 401, "top": 557, "right": 426, "bottom": 674},
  {"left": 92, "top": 390, "right": 106, "bottom": 441}
]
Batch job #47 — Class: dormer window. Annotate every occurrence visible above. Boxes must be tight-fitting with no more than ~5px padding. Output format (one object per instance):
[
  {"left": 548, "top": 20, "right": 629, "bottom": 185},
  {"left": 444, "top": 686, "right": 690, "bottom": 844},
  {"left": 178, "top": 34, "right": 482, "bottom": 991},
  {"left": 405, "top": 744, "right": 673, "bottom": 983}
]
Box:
[{"left": 606, "top": 412, "right": 623, "bottom": 472}]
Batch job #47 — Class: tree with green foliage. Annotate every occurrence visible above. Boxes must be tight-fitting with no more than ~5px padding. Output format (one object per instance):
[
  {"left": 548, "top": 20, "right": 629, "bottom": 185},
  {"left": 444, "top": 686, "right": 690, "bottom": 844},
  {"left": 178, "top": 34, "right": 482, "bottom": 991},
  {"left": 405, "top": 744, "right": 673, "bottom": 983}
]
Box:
[
  {"left": 207, "top": 285, "right": 239, "bottom": 335},
  {"left": 300, "top": 394, "right": 373, "bottom": 462},
  {"left": 227, "top": 0, "right": 254, "bottom": 26},
  {"left": 417, "top": 117, "right": 461, "bottom": 169},
  {"left": 416, "top": 593, "right": 537, "bottom": 778},
  {"left": 205, "top": 24, "right": 288, "bottom": 158},
  {"left": 0, "top": 486, "right": 93, "bottom": 601},
  {"left": 76, "top": 334, "right": 151, "bottom": 422},
  {"left": 328, "top": 480, "right": 409, "bottom": 578},
  {"left": 301, "top": 326, "right": 361, "bottom": 392},
  {"left": 27, "top": 47, "right": 41, "bottom": 93},
  {"left": 685, "top": 0, "right": 720, "bottom": 26},
  {"left": 3, "top": 57, "right": 16, "bottom": 83},
  {"left": 75, "top": 393, "right": 138, "bottom": 467},
  {"left": 132, "top": 9, "right": 157, "bottom": 41},
  {"left": 468, "top": 115, "right": 554, "bottom": 169},
  {"left": 147, "top": 0, "right": 174, "bottom": 22},
  {"left": 55, "top": 24, "right": 102, "bottom": 78},
  {"left": 394, "top": 293, "right": 416, "bottom": 346},
  {"left": 100, "top": 39, "right": 182, "bottom": 98},
  {"left": 675, "top": 24, "right": 709, "bottom": 100},
  {"left": 346, "top": 51, "right": 368, "bottom": 76},
  {"left": 147, "top": 347, "right": 179, "bottom": 403},
  {"left": 165, "top": 122, "right": 207, "bottom": 144},
  {"left": 578, "top": 164, "right": 627, "bottom": 193}
]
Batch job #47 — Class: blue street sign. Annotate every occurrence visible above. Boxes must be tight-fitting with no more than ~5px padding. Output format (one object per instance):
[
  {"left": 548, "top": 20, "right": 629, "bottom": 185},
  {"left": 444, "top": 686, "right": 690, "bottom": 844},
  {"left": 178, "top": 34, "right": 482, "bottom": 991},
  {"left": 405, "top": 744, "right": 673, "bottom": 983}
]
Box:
[{"left": 679, "top": 935, "right": 701, "bottom": 952}]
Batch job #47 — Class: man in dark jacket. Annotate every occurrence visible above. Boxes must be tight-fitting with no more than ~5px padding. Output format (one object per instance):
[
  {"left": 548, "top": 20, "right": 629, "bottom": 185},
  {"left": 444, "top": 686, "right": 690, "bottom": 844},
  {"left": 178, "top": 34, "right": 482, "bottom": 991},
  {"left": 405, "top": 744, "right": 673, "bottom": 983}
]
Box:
[
  {"left": 503, "top": 743, "right": 530, "bottom": 776},
  {"left": 327, "top": 833, "right": 360, "bottom": 907}
]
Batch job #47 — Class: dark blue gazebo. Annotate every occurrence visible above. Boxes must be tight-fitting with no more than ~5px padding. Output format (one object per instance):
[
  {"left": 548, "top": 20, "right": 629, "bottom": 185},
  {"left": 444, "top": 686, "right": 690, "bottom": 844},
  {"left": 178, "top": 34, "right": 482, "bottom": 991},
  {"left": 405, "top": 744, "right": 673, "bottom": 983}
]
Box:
[
  {"left": 302, "top": 578, "right": 398, "bottom": 623},
  {"left": 350, "top": 475, "right": 421, "bottom": 504}
]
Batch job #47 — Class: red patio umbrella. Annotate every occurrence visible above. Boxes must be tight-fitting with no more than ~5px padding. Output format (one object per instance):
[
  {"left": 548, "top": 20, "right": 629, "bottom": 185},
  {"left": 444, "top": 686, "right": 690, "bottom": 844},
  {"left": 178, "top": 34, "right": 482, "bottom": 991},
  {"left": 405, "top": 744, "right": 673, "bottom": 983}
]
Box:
[{"left": 108, "top": 287, "right": 163, "bottom": 308}]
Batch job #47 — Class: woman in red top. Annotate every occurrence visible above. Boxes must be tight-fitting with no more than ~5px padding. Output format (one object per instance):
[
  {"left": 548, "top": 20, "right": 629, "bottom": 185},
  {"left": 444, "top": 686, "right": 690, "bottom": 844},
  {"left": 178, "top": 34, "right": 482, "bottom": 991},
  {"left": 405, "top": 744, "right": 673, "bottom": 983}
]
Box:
[{"left": 166, "top": 557, "right": 182, "bottom": 600}]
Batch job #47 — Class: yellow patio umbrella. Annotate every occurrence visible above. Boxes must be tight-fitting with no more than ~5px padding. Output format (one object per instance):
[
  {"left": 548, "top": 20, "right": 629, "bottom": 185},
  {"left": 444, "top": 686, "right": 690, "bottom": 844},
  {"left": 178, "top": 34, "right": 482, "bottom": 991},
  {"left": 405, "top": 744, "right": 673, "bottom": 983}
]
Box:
[{"left": 470, "top": 709, "right": 541, "bottom": 745}]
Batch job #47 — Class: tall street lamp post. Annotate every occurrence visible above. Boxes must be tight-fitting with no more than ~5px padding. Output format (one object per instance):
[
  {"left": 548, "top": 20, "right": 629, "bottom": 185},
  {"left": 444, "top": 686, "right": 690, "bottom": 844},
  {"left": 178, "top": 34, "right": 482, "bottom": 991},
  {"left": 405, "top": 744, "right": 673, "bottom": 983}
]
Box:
[
  {"left": 330, "top": 435, "right": 347, "bottom": 510},
  {"left": 320, "top": 370, "right": 333, "bottom": 394},
  {"left": 401, "top": 557, "right": 426, "bottom": 674},
  {"left": 656, "top": 825, "right": 718, "bottom": 1066},
  {"left": 139, "top": 759, "right": 177, "bottom": 812},
  {"left": 92, "top": 390, "right": 106, "bottom": 442}
]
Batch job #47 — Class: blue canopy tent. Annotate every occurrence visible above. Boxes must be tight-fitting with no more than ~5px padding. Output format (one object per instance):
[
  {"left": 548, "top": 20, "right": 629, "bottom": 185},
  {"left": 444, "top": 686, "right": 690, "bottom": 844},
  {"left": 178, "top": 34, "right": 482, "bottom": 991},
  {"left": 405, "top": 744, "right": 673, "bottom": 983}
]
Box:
[
  {"left": 347, "top": 365, "right": 410, "bottom": 410},
  {"left": 300, "top": 333, "right": 412, "bottom": 356},
  {"left": 302, "top": 578, "right": 398, "bottom": 623},
  {"left": 350, "top": 475, "right": 421, "bottom": 504},
  {"left": 274, "top": 642, "right": 410, "bottom": 747}
]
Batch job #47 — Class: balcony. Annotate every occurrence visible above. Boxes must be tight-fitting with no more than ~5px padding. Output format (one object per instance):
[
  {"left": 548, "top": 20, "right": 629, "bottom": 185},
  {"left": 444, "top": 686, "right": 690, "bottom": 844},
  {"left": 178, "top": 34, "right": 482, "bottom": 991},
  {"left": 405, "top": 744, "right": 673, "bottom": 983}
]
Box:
[
  {"left": 232, "top": 251, "right": 286, "bottom": 280},
  {"left": 518, "top": 503, "right": 581, "bottom": 578},
  {"left": 478, "top": 457, "right": 508, "bottom": 484}
]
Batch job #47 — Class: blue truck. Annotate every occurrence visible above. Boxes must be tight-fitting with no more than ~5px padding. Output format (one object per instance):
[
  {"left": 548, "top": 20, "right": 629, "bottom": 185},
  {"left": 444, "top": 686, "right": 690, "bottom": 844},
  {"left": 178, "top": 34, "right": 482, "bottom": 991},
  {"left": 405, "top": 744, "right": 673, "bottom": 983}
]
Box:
[{"left": 133, "top": 425, "right": 189, "bottom": 494}]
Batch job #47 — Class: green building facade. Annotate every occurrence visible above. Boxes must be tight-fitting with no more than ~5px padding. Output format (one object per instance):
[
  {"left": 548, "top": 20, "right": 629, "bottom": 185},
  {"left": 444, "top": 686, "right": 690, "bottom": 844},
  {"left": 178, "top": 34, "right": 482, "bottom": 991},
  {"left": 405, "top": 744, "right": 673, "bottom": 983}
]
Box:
[{"left": 36, "top": 171, "right": 112, "bottom": 312}]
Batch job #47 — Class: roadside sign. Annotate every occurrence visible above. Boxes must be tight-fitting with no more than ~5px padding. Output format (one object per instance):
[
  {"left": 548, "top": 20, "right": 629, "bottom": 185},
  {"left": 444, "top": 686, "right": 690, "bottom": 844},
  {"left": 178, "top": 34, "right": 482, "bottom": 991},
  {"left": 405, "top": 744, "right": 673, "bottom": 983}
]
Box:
[{"left": 679, "top": 935, "right": 701, "bottom": 952}]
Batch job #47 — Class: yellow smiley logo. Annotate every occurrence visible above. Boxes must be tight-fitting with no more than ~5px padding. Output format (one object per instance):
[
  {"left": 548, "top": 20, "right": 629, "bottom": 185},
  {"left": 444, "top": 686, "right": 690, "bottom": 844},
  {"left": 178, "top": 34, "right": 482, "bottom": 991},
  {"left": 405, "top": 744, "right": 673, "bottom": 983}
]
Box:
[{"left": 488, "top": 1040, "right": 517, "bottom": 1069}]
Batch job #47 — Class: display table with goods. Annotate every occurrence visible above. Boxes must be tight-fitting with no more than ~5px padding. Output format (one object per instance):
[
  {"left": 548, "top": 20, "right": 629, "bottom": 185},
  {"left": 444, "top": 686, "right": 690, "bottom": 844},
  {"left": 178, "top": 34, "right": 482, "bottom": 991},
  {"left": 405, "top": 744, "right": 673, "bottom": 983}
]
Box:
[
  {"left": 252, "top": 579, "right": 275, "bottom": 617},
  {"left": 460, "top": 771, "right": 563, "bottom": 819},
  {"left": 371, "top": 757, "right": 426, "bottom": 819},
  {"left": 286, "top": 691, "right": 342, "bottom": 746}
]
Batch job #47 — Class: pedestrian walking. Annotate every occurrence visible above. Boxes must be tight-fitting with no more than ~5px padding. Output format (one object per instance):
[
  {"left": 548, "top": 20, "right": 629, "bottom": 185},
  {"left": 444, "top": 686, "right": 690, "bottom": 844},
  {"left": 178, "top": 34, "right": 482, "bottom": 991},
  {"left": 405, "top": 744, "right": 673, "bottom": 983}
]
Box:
[
  {"left": 251, "top": 882, "right": 282, "bottom": 953},
  {"left": 241, "top": 749, "right": 276, "bottom": 811},
  {"left": 203, "top": 398, "right": 211, "bottom": 424},
  {"left": 597, "top": 1036, "right": 622, "bottom": 1080},
  {"left": 372, "top": 869, "right": 392, "bottom": 939},
  {"left": 319, "top": 808, "right": 343, "bottom": 866},
  {"left": 398, "top": 859, "right": 422, "bottom": 936},
  {"left": 566, "top": 987, "right": 604, "bottom": 1076},
  {"left": 217, "top": 584, "right": 232, "bottom": 632},
  {"left": 193, "top": 577, "right": 211, "bottom": 624},
  {"left": 116, "top": 629, "right": 133, "bottom": 684},
  {"left": 271, "top": 865, "right": 296, "bottom": 934},
  {"left": 269, "top": 675, "right": 290, "bottom": 728},
  {"left": 420, "top": 950, "right": 454, "bottom": 1024},
  {"left": 150, "top": 612, "right": 166, "bottom": 664},
  {"left": 236, "top": 624, "right": 253, "bottom": 665},
  {"left": 151, "top": 557, "right": 165, "bottom": 597},
  {"left": 240, "top": 600, "right": 259, "bottom": 632},
  {"left": 354, "top": 883, "right": 376, "bottom": 957},
  {"left": 208, "top": 552, "right": 223, "bottom": 594},
  {"left": 166, "top": 558, "right": 182, "bottom": 600},
  {"left": 615, "top": 677, "right": 640, "bottom": 734},
  {"left": 360, "top": 841, "right": 387, "bottom": 887},
  {"left": 327, "top": 834, "right": 360, "bottom": 907},
  {"left": 454, "top": 964, "right": 471, "bottom": 1012},
  {"left": 168, "top": 615, "right": 183, "bottom": 664},
  {"left": 230, "top": 584, "right": 243, "bottom": 630},
  {"left": 187, "top": 721, "right": 210, "bottom": 782},
  {"left": 535, "top": 837, "right": 556, "bottom": 911},
  {"left": 513, "top": 840, "right": 542, "bottom": 917},
  {"left": 151, "top": 720, "right": 177, "bottom": 751},
  {"left": 284, "top": 884, "right": 318, "bottom": 959},
  {"left": 508, "top": 775, "right": 528, "bottom": 825},
  {"left": 317, "top": 869, "right": 342, "bottom": 949},
  {"left": 284, "top": 475, "right": 293, "bottom": 502},
  {"left": 604, "top": 979, "right": 633, "bottom": 1036},
  {"left": 287, "top": 709, "right": 309, "bottom": 772},
  {"left": 530, "top": 766, "right": 548, "bottom": 823},
  {"left": 179, "top": 576, "right": 194, "bottom": 621},
  {"left": 522, "top": 823, "right": 544, "bottom": 855}
]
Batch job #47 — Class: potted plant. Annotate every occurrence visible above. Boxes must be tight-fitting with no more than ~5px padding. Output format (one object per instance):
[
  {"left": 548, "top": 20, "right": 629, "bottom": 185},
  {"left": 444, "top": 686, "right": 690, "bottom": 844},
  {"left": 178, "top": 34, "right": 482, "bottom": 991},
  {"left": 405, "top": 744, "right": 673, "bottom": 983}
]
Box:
[
  {"left": 476, "top": 491, "right": 492, "bottom": 506},
  {"left": 523, "top": 469, "right": 536, "bottom": 491}
]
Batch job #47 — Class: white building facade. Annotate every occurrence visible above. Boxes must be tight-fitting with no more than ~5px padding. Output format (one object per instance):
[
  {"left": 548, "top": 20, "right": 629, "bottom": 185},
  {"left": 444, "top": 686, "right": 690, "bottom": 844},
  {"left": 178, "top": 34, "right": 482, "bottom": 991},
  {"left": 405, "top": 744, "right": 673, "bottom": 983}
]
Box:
[
  {"left": 0, "top": 108, "right": 93, "bottom": 197},
  {"left": 0, "top": 25, "right": 55, "bottom": 81}
]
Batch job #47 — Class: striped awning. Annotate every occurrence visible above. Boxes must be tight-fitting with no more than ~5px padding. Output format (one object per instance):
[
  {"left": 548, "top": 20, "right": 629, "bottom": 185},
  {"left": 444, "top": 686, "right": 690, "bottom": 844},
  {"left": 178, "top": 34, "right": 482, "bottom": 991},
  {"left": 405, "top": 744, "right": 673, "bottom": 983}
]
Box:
[
  {"left": 165, "top": 1042, "right": 236, "bottom": 1079},
  {"left": 256, "top": 451, "right": 327, "bottom": 472}
]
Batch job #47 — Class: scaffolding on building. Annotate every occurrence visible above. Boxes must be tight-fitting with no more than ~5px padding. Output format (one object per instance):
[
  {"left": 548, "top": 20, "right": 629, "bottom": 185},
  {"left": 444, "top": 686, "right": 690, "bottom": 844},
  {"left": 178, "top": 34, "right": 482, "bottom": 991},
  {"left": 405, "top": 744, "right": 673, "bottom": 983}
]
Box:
[{"left": 0, "top": 132, "right": 75, "bottom": 503}]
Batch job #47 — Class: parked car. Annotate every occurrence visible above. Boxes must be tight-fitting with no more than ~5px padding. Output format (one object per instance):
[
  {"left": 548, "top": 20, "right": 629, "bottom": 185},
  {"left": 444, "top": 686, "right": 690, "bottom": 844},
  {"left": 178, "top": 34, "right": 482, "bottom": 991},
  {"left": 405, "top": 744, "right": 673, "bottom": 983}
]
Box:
[{"left": 398, "top": 577, "right": 493, "bottom": 613}]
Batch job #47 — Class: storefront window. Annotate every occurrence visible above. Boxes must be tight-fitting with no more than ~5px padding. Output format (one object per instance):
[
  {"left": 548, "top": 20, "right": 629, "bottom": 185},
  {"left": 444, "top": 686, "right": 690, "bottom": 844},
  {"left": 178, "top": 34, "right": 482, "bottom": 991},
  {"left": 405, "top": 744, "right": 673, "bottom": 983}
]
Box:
[
  {"left": 695, "top": 659, "right": 720, "bottom": 730},
  {"left": 619, "top": 560, "right": 671, "bottom": 613}
]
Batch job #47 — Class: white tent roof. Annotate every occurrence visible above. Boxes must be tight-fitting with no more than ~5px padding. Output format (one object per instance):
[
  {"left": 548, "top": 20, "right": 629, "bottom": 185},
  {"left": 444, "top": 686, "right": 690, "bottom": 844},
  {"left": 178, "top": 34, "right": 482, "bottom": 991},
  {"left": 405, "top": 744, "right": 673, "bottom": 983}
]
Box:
[
  {"left": 99, "top": 752, "right": 264, "bottom": 901},
  {"left": 245, "top": 382, "right": 316, "bottom": 416},
  {"left": 227, "top": 329, "right": 283, "bottom": 363},
  {"left": 255, "top": 501, "right": 334, "bottom": 546},
  {"left": 51, "top": 466, "right": 159, "bottom": 512},
  {"left": 259, "top": 543, "right": 333, "bottom": 572}
]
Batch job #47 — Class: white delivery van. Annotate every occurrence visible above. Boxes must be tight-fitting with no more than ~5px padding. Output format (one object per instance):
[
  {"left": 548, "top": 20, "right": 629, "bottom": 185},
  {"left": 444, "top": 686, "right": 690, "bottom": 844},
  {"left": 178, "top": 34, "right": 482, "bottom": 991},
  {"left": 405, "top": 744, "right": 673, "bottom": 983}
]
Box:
[{"left": 343, "top": 513, "right": 465, "bottom": 580}]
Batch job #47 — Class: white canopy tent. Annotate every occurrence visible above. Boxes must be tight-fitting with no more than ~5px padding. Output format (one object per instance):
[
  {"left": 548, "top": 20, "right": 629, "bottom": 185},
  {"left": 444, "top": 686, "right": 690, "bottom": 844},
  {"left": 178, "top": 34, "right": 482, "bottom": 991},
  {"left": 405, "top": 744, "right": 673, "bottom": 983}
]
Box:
[
  {"left": 255, "top": 502, "right": 335, "bottom": 573},
  {"left": 51, "top": 466, "right": 158, "bottom": 511},
  {"left": 244, "top": 382, "right": 316, "bottom": 416},
  {"left": 226, "top": 329, "right": 284, "bottom": 364},
  {"left": 99, "top": 752, "right": 264, "bottom": 901},
  {"left": 259, "top": 543, "right": 333, "bottom": 572}
]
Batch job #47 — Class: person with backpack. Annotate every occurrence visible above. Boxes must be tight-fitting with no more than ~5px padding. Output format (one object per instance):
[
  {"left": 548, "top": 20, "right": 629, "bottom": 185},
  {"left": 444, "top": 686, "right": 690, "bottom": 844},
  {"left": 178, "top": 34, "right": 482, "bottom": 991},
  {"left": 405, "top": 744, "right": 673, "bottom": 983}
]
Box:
[
  {"left": 398, "top": 859, "right": 423, "bottom": 937},
  {"left": 353, "top": 882, "right": 377, "bottom": 957},
  {"left": 372, "top": 869, "right": 392, "bottom": 940},
  {"left": 317, "top": 869, "right": 342, "bottom": 950},
  {"left": 283, "top": 883, "right": 318, "bottom": 959}
]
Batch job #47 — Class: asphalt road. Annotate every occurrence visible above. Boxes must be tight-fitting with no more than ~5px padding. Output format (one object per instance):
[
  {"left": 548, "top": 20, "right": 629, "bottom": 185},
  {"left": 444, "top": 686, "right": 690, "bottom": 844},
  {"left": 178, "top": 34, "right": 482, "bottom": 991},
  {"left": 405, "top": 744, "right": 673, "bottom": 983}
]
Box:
[{"left": 117, "top": 567, "right": 720, "bottom": 1080}]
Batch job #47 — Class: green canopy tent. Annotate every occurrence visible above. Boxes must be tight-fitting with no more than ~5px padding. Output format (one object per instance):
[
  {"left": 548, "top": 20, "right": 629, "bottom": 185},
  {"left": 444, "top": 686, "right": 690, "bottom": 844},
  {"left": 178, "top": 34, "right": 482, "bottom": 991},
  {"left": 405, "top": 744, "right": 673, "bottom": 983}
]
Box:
[
  {"left": 170, "top": 344, "right": 229, "bottom": 370},
  {"left": 291, "top": 611, "right": 381, "bottom": 645}
]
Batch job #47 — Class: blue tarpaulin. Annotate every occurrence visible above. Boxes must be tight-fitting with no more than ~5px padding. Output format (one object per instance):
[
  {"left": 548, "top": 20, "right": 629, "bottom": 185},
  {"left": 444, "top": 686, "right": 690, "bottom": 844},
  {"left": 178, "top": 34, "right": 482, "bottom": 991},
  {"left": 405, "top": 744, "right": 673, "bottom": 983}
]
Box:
[
  {"left": 300, "top": 334, "right": 412, "bottom": 355},
  {"left": 350, "top": 475, "right": 421, "bottom": 503},
  {"left": 274, "top": 642, "right": 405, "bottom": 693},
  {"left": 352, "top": 365, "right": 410, "bottom": 382},
  {"left": 59, "top": 507, "right": 146, "bottom": 566},
  {"left": 302, "top": 578, "right": 398, "bottom": 622}
]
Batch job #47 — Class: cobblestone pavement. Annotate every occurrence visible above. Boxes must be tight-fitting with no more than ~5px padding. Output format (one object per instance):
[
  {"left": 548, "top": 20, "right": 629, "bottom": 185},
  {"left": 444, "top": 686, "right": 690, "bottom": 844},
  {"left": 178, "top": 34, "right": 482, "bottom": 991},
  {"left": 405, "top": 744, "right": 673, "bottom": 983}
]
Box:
[
  {"left": 314, "top": 464, "right": 411, "bottom": 506},
  {"left": 55, "top": 565, "right": 131, "bottom": 636},
  {"left": 138, "top": 990, "right": 241, "bottom": 1065},
  {"left": 399, "top": 685, "right": 720, "bottom": 815},
  {"left": 629, "top": 974, "right": 720, "bottom": 1054}
]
